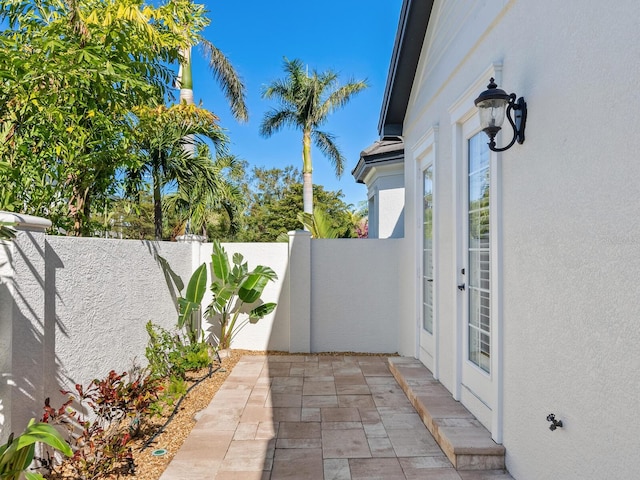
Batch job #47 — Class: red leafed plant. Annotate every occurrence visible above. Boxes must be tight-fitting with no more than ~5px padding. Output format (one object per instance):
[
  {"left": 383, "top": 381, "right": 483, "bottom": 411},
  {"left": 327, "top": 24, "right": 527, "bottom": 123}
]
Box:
[{"left": 41, "top": 367, "right": 161, "bottom": 479}]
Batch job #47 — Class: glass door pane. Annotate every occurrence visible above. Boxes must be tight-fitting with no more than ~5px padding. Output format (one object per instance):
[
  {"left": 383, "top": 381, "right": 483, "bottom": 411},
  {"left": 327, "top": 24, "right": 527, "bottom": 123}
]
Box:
[
  {"left": 468, "top": 134, "right": 490, "bottom": 373},
  {"left": 423, "top": 165, "right": 434, "bottom": 334}
]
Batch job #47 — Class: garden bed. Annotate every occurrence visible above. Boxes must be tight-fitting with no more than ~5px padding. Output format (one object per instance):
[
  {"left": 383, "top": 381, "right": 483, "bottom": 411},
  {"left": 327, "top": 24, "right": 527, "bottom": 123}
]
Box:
[{"left": 44, "top": 349, "right": 252, "bottom": 480}]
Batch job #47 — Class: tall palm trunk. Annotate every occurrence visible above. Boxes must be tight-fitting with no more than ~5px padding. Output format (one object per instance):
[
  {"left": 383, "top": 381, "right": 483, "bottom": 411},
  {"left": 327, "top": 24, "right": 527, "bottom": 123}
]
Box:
[
  {"left": 153, "top": 167, "right": 163, "bottom": 240},
  {"left": 179, "top": 47, "right": 195, "bottom": 158},
  {"left": 302, "top": 129, "right": 313, "bottom": 215}
]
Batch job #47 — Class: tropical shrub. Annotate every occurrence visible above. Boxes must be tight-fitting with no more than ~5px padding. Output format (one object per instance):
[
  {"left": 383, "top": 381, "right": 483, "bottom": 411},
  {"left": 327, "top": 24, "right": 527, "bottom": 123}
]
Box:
[
  {"left": 0, "top": 419, "right": 71, "bottom": 480},
  {"left": 177, "top": 262, "right": 208, "bottom": 343},
  {"left": 41, "top": 368, "right": 161, "bottom": 479},
  {"left": 145, "top": 322, "right": 211, "bottom": 380},
  {"left": 206, "top": 240, "right": 277, "bottom": 349}
]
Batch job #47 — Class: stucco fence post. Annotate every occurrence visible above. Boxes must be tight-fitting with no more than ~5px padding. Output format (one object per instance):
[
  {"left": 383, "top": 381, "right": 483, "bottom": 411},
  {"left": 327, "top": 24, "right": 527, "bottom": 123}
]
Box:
[
  {"left": 0, "top": 212, "right": 52, "bottom": 443},
  {"left": 287, "top": 230, "right": 312, "bottom": 353}
]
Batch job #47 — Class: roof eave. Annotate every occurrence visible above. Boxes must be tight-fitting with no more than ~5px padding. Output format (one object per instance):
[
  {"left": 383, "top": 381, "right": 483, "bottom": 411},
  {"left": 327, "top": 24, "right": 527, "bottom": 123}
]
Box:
[{"left": 378, "top": 0, "right": 434, "bottom": 137}]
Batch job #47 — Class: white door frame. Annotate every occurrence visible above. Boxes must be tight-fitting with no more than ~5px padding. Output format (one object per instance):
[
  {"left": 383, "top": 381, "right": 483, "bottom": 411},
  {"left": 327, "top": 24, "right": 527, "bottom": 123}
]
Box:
[
  {"left": 449, "top": 63, "right": 504, "bottom": 443},
  {"left": 412, "top": 126, "right": 439, "bottom": 378}
]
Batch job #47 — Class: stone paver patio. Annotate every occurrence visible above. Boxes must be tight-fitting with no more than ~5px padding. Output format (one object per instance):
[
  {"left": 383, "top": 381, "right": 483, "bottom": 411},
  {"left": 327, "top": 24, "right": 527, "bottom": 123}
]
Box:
[{"left": 160, "top": 355, "right": 512, "bottom": 480}]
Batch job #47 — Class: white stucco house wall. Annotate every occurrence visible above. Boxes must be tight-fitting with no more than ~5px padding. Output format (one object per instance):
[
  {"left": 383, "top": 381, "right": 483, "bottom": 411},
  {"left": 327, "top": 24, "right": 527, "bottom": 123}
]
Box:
[
  {"left": 352, "top": 138, "right": 405, "bottom": 238},
  {"left": 370, "top": 0, "right": 640, "bottom": 479}
]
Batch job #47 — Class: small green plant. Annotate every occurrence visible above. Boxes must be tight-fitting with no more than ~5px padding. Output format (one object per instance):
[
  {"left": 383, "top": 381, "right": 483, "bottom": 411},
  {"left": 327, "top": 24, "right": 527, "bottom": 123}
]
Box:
[
  {"left": 145, "top": 322, "right": 211, "bottom": 380},
  {"left": 177, "top": 263, "right": 208, "bottom": 343},
  {"left": 206, "top": 240, "right": 278, "bottom": 350},
  {"left": 0, "top": 419, "right": 72, "bottom": 480}
]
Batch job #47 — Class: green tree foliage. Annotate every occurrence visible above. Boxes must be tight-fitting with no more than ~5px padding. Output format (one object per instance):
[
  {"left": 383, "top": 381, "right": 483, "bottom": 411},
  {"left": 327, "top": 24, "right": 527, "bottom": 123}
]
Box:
[
  {"left": 0, "top": 0, "right": 244, "bottom": 236},
  {"left": 260, "top": 58, "right": 367, "bottom": 215},
  {"left": 234, "top": 166, "right": 355, "bottom": 242},
  {"left": 0, "top": 0, "right": 206, "bottom": 234},
  {"left": 126, "top": 103, "right": 227, "bottom": 240},
  {"left": 163, "top": 150, "right": 246, "bottom": 239}
]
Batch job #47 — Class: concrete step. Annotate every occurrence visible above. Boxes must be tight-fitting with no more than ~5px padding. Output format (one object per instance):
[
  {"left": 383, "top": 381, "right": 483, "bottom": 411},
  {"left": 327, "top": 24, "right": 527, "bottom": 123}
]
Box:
[{"left": 388, "top": 357, "right": 507, "bottom": 472}]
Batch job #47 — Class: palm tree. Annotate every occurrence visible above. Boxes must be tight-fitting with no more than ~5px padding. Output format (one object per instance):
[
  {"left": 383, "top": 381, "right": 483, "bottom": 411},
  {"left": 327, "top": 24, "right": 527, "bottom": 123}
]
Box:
[
  {"left": 260, "top": 58, "right": 367, "bottom": 214},
  {"left": 163, "top": 150, "right": 246, "bottom": 238},
  {"left": 127, "top": 103, "right": 228, "bottom": 240},
  {"left": 177, "top": 38, "right": 248, "bottom": 121}
]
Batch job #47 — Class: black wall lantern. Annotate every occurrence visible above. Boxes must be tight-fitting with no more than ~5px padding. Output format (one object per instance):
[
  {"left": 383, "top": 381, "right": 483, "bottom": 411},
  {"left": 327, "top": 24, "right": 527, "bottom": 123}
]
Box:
[{"left": 474, "top": 78, "right": 527, "bottom": 152}]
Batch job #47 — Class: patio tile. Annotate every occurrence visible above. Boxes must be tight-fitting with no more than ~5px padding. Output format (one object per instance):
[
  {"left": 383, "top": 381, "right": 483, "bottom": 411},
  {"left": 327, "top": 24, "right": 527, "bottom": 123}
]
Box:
[
  {"left": 399, "top": 456, "right": 455, "bottom": 478},
  {"left": 267, "top": 355, "right": 304, "bottom": 362},
  {"left": 289, "top": 364, "right": 306, "bottom": 376},
  {"left": 381, "top": 412, "right": 428, "bottom": 430},
  {"left": 359, "top": 363, "right": 392, "bottom": 377},
  {"left": 218, "top": 439, "right": 275, "bottom": 472},
  {"left": 304, "top": 366, "right": 335, "bottom": 377},
  {"left": 349, "top": 458, "right": 405, "bottom": 480},
  {"left": 387, "top": 428, "right": 442, "bottom": 457},
  {"left": 358, "top": 408, "right": 381, "bottom": 422},
  {"left": 368, "top": 383, "right": 405, "bottom": 395},
  {"left": 373, "top": 392, "right": 413, "bottom": 408},
  {"left": 362, "top": 420, "right": 387, "bottom": 438},
  {"left": 215, "top": 471, "right": 271, "bottom": 480},
  {"left": 336, "top": 383, "right": 371, "bottom": 395},
  {"left": 279, "top": 421, "right": 321, "bottom": 439},
  {"left": 322, "top": 407, "right": 361, "bottom": 422},
  {"left": 338, "top": 395, "right": 376, "bottom": 409},
  {"left": 457, "top": 470, "right": 514, "bottom": 479},
  {"left": 272, "top": 407, "right": 302, "bottom": 422},
  {"left": 241, "top": 406, "right": 274, "bottom": 423},
  {"left": 271, "top": 448, "right": 324, "bottom": 479},
  {"left": 304, "top": 379, "right": 337, "bottom": 395},
  {"left": 255, "top": 421, "right": 279, "bottom": 439},
  {"left": 323, "top": 458, "right": 351, "bottom": 480},
  {"left": 271, "top": 376, "right": 304, "bottom": 387},
  {"left": 302, "top": 395, "right": 339, "bottom": 408},
  {"left": 334, "top": 374, "right": 368, "bottom": 386},
  {"left": 233, "top": 422, "right": 258, "bottom": 440},
  {"left": 377, "top": 405, "right": 420, "bottom": 415},
  {"left": 367, "top": 436, "right": 396, "bottom": 457},
  {"left": 332, "top": 365, "right": 364, "bottom": 376},
  {"left": 269, "top": 393, "right": 302, "bottom": 407},
  {"left": 270, "top": 383, "right": 303, "bottom": 395},
  {"left": 302, "top": 407, "right": 321, "bottom": 422},
  {"left": 365, "top": 376, "right": 399, "bottom": 385},
  {"left": 323, "top": 422, "right": 364, "bottom": 430},
  {"left": 276, "top": 438, "right": 323, "bottom": 448},
  {"left": 162, "top": 355, "right": 488, "bottom": 480},
  {"left": 322, "top": 428, "right": 371, "bottom": 459}
]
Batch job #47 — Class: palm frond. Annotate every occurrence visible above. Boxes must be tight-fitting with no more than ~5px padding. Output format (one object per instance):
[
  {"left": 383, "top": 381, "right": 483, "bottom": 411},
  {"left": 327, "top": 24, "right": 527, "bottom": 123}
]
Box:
[
  {"left": 320, "top": 79, "right": 369, "bottom": 120},
  {"left": 313, "top": 130, "right": 344, "bottom": 177},
  {"left": 259, "top": 109, "right": 298, "bottom": 137},
  {"left": 200, "top": 38, "right": 248, "bottom": 122}
]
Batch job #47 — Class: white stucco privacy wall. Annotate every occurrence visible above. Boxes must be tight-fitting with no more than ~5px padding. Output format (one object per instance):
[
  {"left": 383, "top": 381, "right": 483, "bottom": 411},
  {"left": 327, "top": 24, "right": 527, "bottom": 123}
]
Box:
[
  {"left": 396, "top": 0, "right": 640, "bottom": 478},
  {"left": 196, "top": 242, "right": 290, "bottom": 352},
  {"left": 310, "top": 239, "right": 400, "bottom": 353},
  {"left": 2, "top": 229, "right": 402, "bottom": 441}
]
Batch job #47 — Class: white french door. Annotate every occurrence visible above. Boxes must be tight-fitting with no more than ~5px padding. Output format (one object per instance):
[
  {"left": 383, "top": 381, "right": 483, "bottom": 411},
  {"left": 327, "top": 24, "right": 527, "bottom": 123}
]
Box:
[
  {"left": 419, "top": 162, "right": 435, "bottom": 370},
  {"left": 458, "top": 125, "right": 496, "bottom": 429}
]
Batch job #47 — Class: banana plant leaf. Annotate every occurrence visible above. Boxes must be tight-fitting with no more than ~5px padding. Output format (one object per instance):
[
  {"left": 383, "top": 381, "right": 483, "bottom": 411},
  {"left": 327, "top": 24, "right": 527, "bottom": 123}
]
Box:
[
  {"left": 249, "top": 302, "right": 277, "bottom": 321},
  {"left": 211, "top": 240, "right": 230, "bottom": 283}
]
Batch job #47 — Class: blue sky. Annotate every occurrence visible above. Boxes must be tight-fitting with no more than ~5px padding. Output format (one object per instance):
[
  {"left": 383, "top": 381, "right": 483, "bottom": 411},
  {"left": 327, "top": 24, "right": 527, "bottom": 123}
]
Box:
[{"left": 188, "top": 0, "right": 403, "bottom": 208}]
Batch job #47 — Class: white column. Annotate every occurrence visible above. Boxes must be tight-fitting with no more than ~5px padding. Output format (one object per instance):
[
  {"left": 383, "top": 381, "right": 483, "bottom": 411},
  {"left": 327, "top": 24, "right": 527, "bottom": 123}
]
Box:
[{"left": 288, "top": 230, "right": 311, "bottom": 352}]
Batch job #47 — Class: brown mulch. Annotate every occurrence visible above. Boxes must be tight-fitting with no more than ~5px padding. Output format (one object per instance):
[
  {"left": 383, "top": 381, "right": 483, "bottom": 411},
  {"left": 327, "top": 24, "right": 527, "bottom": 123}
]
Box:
[{"left": 132, "top": 349, "right": 258, "bottom": 480}]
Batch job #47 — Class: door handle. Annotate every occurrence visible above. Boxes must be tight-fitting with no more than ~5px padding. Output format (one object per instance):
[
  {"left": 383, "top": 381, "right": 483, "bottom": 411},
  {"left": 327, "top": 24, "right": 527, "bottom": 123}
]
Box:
[{"left": 458, "top": 283, "right": 465, "bottom": 291}]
